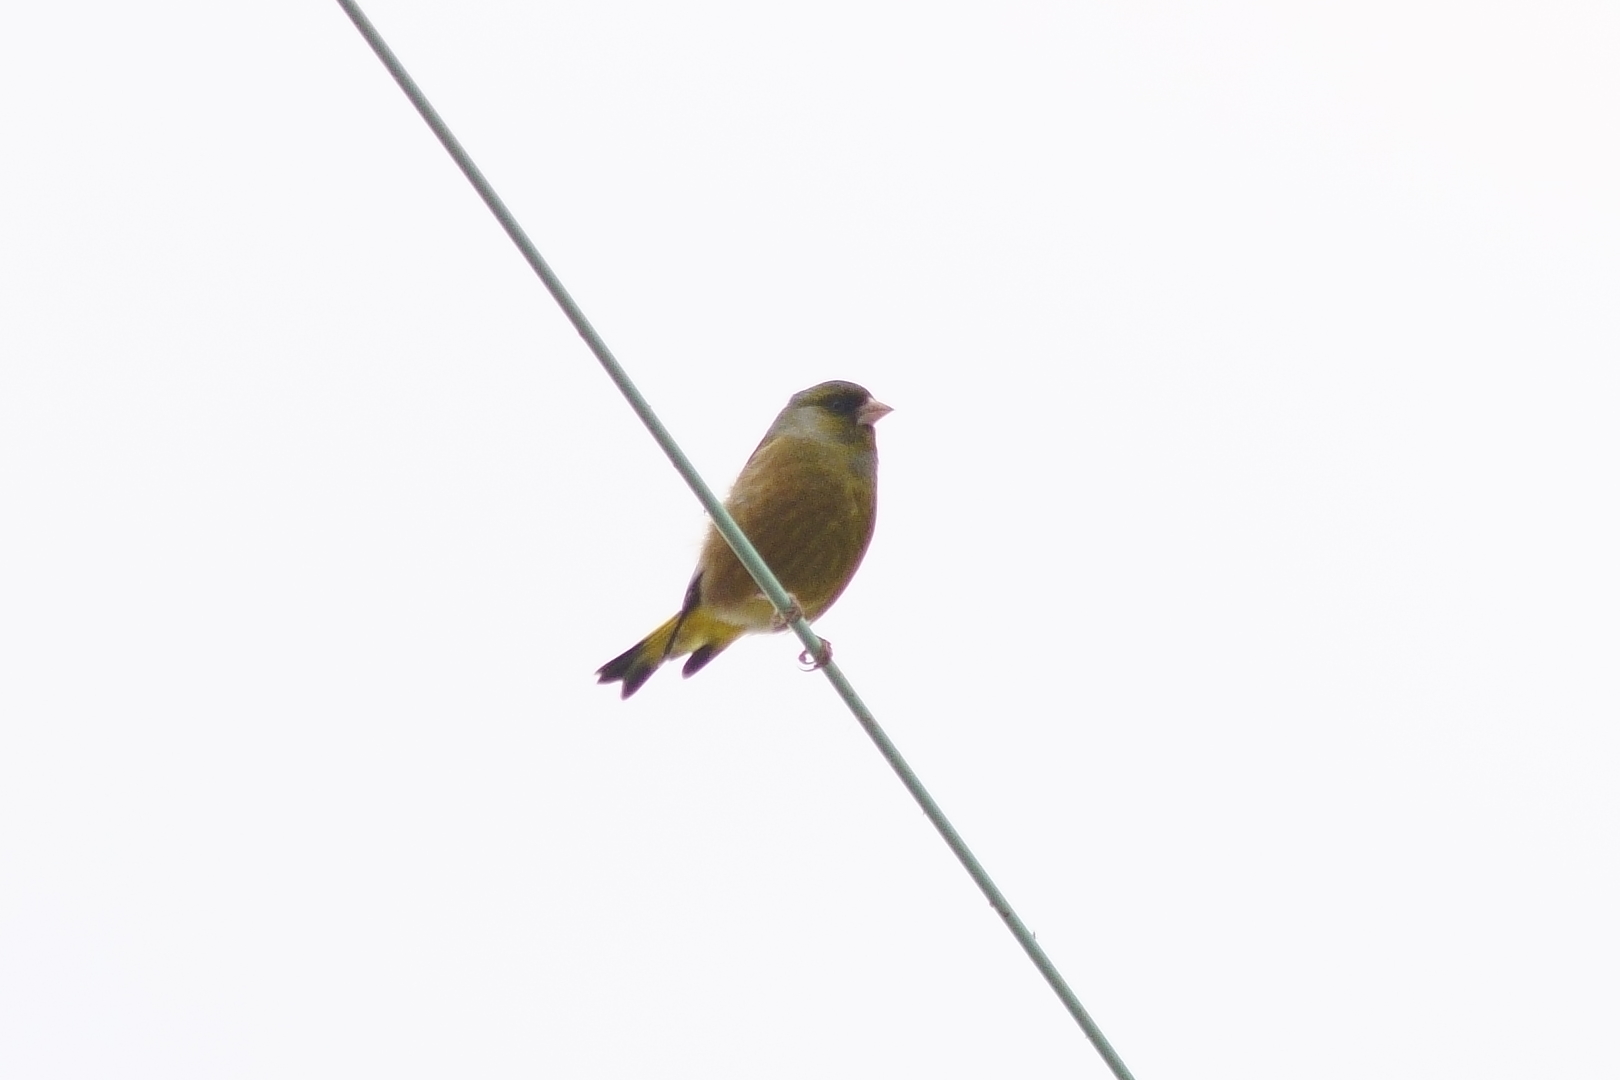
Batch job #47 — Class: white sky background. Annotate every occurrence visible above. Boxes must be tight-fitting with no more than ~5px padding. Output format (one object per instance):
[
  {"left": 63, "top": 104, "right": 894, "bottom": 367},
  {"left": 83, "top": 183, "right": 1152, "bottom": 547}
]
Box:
[{"left": 2, "top": 1, "right": 1616, "bottom": 1076}]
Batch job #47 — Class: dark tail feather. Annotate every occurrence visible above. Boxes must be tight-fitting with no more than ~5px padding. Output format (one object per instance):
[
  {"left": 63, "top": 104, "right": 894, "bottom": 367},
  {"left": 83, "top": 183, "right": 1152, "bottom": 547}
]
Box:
[
  {"left": 596, "top": 615, "right": 681, "bottom": 699},
  {"left": 681, "top": 642, "right": 727, "bottom": 678}
]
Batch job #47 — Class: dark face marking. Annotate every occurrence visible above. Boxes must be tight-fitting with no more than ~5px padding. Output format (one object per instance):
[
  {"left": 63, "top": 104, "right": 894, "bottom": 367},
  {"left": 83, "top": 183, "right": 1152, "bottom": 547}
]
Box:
[{"left": 808, "top": 382, "right": 871, "bottom": 420}]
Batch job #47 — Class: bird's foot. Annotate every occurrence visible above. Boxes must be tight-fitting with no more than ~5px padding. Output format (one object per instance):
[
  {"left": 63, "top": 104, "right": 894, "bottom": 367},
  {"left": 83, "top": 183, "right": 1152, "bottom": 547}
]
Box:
[
  {"left": 798, "top": 638, "right": 833, "bottom": 671},
  {"left": 770, "top": 595, "right": 805, "bottom": 631}
]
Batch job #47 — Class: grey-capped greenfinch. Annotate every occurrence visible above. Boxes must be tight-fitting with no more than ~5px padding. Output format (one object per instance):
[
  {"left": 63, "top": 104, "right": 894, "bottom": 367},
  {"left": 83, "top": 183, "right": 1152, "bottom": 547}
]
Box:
[{"left": 597, "top": 380, "right": 891, "bottom": 698}]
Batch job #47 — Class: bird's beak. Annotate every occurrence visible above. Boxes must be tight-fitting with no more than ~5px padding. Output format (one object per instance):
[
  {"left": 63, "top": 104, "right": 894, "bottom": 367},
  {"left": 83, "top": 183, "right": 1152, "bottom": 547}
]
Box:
[{"left": 858, "top": 399, "right": 893, "bottom": 426}]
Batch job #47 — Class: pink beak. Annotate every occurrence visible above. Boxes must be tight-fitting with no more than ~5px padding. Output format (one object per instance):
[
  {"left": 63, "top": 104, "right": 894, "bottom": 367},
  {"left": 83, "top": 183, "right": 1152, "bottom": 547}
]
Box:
[{"left": 858, "top": 399, "right": 893, "bottom": 426}]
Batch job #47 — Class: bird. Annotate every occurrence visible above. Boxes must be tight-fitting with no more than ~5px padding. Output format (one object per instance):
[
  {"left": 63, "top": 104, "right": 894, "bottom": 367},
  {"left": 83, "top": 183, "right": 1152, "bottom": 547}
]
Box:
[{"left": 596, "top": 380, "right": 891, "bottom": 698}]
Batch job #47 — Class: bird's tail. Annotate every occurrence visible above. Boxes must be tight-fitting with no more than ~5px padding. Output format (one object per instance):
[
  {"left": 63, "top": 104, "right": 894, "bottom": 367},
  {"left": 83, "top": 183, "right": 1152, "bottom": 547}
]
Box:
[
  {"left": 597, "top": 608, "right": 748, "bottom": 699},
  {"left": 596, "top": 615, "right": 682, "bottom": 699}
]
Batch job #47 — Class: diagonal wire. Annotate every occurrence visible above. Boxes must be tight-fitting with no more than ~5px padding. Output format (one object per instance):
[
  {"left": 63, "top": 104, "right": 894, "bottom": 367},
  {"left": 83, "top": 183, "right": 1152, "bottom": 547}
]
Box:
[{"left": 333, "top": 3, "right": 1136, "bottom": 1077}]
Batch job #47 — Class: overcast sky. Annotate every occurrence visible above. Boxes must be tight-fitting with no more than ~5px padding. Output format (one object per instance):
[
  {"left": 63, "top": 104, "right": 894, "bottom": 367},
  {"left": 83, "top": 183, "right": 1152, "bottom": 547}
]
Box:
[{"left": 3, "top": 2, "right": 1617, "bottom": 1077}]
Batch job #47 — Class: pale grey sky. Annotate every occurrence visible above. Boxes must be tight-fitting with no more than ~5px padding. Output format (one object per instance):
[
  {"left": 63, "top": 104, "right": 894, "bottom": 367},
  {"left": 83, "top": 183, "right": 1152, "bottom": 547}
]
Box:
[{"left": 3, "top": 2, "right": 1617, "bottom": 1077}]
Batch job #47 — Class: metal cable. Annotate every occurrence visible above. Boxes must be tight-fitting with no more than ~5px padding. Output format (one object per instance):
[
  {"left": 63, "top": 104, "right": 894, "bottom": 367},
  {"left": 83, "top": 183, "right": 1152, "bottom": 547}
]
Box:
[{"left": 333, "top": 4, "right": 1136, "bottom": 1075}]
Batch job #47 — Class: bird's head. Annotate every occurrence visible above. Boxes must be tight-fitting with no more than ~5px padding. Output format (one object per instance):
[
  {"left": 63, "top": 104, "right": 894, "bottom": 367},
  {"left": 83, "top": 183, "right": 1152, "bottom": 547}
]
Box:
[{"left": 787, "top": 380, "right": 893, "bottom": 439}]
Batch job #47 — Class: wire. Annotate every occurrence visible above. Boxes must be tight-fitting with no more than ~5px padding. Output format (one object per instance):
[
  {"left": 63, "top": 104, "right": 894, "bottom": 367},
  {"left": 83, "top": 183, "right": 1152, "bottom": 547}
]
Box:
[{"left": 333, "top": 4, "right": 1137, "bottom": 1076}]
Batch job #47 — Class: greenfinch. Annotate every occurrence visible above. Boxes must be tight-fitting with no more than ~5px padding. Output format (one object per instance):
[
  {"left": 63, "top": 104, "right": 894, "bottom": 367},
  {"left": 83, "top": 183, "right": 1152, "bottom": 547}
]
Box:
[{"left": 597, "top": 380, "right": 891, "bottom": 698}]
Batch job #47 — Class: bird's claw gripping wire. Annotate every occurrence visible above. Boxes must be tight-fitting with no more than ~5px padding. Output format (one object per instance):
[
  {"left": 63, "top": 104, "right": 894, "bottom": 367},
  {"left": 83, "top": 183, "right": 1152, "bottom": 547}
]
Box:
[
  {"left": 798, "top": 638, "right": 833, "bottom": 671},
  {"left": 770, "top": 595, "right": 805, "bottom": 631},
  {"left": 769, "top": 595, "right": 830, "bottom": 669}
]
